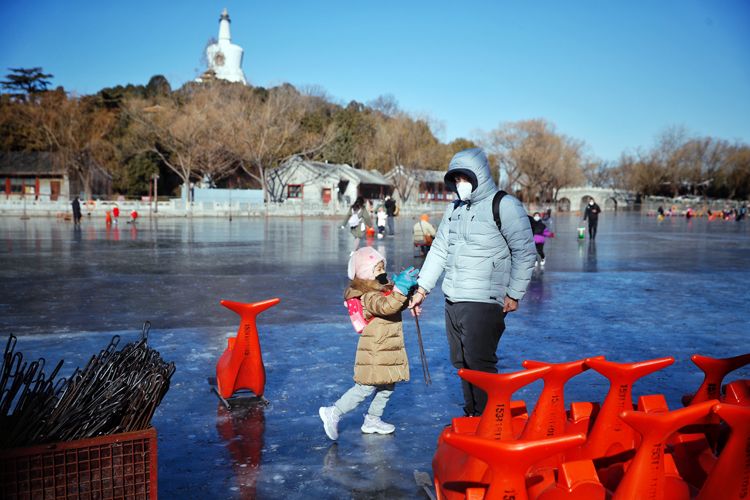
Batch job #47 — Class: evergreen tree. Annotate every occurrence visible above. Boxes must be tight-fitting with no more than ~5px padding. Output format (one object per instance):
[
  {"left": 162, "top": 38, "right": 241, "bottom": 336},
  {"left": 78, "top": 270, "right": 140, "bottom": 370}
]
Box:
[{"left": 1, "top": 67, "right": 54, "bottom": 100}]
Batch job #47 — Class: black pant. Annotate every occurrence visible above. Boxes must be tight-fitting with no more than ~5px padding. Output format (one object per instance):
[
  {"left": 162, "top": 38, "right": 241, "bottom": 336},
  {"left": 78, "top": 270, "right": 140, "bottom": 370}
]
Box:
[
  {"left": 588, "top": 219, "right": 598, "bottom": 239},
  {"left": 445, "top": 300, "right": 506, "bottom": 415},
  {"left": 535, "top": 242, "right": 545, "bottom": 259}
]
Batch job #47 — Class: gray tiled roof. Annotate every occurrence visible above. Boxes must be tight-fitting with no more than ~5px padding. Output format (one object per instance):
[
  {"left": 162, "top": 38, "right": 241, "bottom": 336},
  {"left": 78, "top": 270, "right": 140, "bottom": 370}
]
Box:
[
  {"left": 283, "top": 158, "right": 391, "bottom": 186},
  {"left": 0, "top": 152, "right": 65, "bottom": 175},
  {"left": 385, "top": 165, "right": 447, "bottom": 183}
]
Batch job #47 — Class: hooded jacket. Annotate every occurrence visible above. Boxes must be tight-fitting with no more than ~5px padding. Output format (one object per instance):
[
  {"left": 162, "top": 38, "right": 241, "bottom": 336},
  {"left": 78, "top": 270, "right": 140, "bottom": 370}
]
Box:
[
  {"left": 344, "top": 278, "right": 410, "bottom": 386},
  {"left": 417, "top": 148, "right": 536, "bottom": 304}
]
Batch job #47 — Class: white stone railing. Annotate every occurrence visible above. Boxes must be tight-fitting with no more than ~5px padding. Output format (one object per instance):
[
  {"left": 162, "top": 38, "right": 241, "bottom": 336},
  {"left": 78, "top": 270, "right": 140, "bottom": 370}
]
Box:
[{"left": 0, "top": 197, "right": 464, "bottom": 218}]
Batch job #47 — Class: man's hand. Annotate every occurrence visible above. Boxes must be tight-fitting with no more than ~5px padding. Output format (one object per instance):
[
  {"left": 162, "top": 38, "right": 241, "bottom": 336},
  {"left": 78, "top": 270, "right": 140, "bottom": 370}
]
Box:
[
  {"left": 502, "top": 296, "right": 519, "bottom": 313},
  {"left": 408, "top": 287, "right": 427, "bottom": 316}
]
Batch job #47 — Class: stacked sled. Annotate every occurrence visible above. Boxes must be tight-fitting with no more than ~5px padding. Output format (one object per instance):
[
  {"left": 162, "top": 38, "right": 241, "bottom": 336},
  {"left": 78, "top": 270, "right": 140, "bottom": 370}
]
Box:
[{"left": 432, "top": 353, "right": 750, "bottom": 500}]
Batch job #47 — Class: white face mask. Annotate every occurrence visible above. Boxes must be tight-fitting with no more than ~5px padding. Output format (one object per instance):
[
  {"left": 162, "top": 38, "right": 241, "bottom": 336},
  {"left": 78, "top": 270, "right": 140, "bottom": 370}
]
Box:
[
  {"left": 589, "top": 201, "right": 594, "bottom": 206},
  {"left": 456, "top": 181, "right": 473, "bottom": 201},
  {"left": 533, "top": 215, "right": 541, "bottom": 221}
]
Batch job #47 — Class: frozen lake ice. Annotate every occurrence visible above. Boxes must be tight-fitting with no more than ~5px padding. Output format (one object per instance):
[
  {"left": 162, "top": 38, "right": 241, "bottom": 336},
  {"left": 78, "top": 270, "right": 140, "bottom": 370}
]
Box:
[{"left": 1, "top": 212, "right": 748, "bottom": 498}]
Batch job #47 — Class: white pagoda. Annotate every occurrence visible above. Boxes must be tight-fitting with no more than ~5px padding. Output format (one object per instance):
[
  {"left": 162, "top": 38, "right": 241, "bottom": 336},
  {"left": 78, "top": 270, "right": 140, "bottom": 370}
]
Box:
[{"left": 199, "top": 8, "right": 247, "bottom": 84}]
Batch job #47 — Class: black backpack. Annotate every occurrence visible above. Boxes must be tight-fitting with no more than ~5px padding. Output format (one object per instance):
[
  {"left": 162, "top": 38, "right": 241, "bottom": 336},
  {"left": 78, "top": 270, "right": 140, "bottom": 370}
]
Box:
[{"left": 491, "top": 190, "right": 508, "bottom": 232}]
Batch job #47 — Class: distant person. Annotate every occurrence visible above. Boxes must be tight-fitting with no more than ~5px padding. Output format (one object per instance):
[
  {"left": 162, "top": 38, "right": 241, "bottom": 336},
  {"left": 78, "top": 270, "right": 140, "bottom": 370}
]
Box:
[
  {"left": 412, "top": 214, "right": 436, "bottom": 257},
  {"left": 342, "top": 197, "right": 373, "bottom": 239},
  {"left": 685, "top": 207, "right": 694, "bottom": 220},
  {"left": 112, "top": 205, "right": 120, "bottom": 225},
  {"left": 657, "top": 206, "right": 664, "bottom": 217},
  {"left": 528, "top": 212, "right": 554, "bottom": 266},
  {"left": 130, "top": 209, "right": 139, "bottom": 224},
  {"left": 384, "top": 195, "right": 397, "bottom": 235},
  {"left": 71, "top": 197, "right": 82, "bottom": 225},
  {"left": 737, "top": 204, "right": 747, "bottom": 222},
  {"left": 318, "top": 247, "right": 419, "bottom": 440},
  {"left": 583, "top": 198, "right": 601, "bottom": 239},
  {"left": 375, "top": 206, "right": 387, "bottom": 239},
  {"left": 365, "top": 199, "right": 375, "bottom": 225}
]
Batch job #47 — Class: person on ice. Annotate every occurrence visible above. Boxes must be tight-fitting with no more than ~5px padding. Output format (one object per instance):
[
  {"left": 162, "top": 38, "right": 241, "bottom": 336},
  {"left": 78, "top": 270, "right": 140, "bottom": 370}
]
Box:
[
  {"left": 409, "top": 148, "right": 536, "bottom": 417},
  {"left": 342, "top": 197, "right": 373, "bottom": 239},
  {"left": 71, "top": 196, "right": 82, "bottom": 225},
  {"left": 528, "top": 212, "right": 554, "bottom": 266},
  {"left": 413, "top": 214, "right": 437, "bottom": 257},
  {"left": 376, "top": 206, "right": 387, "bottom": 239},
  {"left": 583, "top": 198, "right": 601, "bottom": 239},
  {"left": 319, "top": 247, "right": 419, "bottom": 440}
]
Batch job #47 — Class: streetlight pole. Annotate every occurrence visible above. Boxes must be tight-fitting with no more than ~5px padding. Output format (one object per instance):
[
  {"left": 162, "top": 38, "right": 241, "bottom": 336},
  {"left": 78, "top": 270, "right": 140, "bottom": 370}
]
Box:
[
  {"left": 21, "top": 192, "right": 29, "bottom": 220},
  {"left": 153, "top": 174, "right": 159, "bottom": 214}
]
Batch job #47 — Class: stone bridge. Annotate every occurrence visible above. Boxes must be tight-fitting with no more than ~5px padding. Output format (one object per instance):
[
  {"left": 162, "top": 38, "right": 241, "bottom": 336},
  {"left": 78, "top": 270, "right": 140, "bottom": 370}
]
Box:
[{"left": 555, "top": 186, "right": 635, "bottom": 212}]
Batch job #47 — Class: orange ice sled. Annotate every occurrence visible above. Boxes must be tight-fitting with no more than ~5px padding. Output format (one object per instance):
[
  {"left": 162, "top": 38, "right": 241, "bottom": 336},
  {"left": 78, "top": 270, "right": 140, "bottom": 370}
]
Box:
[
  {"left": 215, "top": 298, "right": 280, "bottom": 399},
  {"left": 431, "top": 353, "right": 750, "bottom": 500}
]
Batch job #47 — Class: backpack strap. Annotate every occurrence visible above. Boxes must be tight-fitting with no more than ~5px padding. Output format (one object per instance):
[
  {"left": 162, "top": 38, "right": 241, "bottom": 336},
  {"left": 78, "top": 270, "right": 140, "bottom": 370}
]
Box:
[
  {"left": 345, "top": 297, "right": 369, "bottom": 334},
  {"left": 492, "top": 190, "right": 508, "bottom": 232}
]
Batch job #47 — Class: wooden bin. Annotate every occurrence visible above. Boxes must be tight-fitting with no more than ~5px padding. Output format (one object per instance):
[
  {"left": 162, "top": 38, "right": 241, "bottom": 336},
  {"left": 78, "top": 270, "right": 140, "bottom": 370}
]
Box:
[{"left": 0, "top": 427, "right": 157, "bottom": 500}]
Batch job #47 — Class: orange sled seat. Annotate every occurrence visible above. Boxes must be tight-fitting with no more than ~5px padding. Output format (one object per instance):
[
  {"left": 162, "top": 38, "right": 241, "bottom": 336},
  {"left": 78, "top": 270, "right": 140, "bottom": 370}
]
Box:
[{"left": 216, "top": 298, "right": 280, "bottom": 399}]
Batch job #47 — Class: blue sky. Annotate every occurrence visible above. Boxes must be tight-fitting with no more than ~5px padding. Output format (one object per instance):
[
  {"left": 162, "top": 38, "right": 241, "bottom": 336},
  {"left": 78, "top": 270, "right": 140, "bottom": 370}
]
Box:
[{"left": 1, "top": 0, "right": 748, "bottom": 161}]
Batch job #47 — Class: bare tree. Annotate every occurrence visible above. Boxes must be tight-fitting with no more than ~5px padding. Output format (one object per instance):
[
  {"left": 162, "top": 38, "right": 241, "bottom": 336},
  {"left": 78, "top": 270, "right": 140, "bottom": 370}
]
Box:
[
  {"left": 125, "top": 88, "right": 229, "bottom": 203},
  {"left": 387, "top": 164, "right": 420, "bottom": 204},
  {"left": 367, "top": 94, "right": 400, "bottom": 117},
  {"left": 224, "top": 84, "right": 336, "bottom": 201},
  {"left": 478, "top": 119, "right": 584, "bottom": 203},
  {"left": 652, "top": 126, "right": 692, "bottom": 197},
  {"left": 35, "top": 92, "right": 115, "bottom": 199},
  {"left": 724, "top": 144, "right": 750, "bottom": 199},
  {"left": 370, "top": 114, "right": 443, "bottom": 202},
  {"left": 674, "top": 137, "right": 731, "bottom": 195},
  {"left": 614, "top": 149, "right": 664, "bottom": 196}
]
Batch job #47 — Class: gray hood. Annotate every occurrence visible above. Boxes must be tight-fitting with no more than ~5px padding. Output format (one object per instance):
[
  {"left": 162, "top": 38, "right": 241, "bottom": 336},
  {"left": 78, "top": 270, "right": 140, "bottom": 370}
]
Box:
[{"left": 444, "top": 148, "right": 496, "bottom": 203}]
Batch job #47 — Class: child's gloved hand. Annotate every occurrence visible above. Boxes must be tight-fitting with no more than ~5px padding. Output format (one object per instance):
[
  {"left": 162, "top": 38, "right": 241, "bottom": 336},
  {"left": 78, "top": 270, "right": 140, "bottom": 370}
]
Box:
[{"left": 393, "top": 266, "right": 420, "bottom": 296}]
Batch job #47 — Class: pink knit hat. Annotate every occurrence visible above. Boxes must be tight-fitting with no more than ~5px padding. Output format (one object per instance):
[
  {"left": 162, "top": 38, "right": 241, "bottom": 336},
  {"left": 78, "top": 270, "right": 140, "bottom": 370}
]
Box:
[{"left": 347, "top": 246, "right": 386, "bottom": 280}]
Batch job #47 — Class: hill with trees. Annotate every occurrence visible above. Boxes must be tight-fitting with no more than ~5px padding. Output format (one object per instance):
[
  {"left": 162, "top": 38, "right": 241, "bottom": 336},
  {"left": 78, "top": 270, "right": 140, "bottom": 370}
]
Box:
[{"left": 2, "top": 67, "right": 748, "bottom": 203}]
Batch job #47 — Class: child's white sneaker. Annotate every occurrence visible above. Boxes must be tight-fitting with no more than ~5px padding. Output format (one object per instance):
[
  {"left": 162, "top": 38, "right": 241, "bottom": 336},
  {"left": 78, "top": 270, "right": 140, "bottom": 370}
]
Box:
[
  {"left": 540, "top": 258, "right": 546, "bottom": 266},
  {"left": 319, "top": 406, "right": 340, "bottom": 441},
  {"left": 361, "top": 414, "right": 395, "bottom": 434}
]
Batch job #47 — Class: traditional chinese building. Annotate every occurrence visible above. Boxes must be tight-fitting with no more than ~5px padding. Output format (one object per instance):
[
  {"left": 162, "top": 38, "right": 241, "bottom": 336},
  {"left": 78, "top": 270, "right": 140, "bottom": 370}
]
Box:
[
  {"left": 0, "top": 152, "right": 70, "bottom": 200},
  {"left": 268, "top": 157, "right": 392, "bottom": 205}
]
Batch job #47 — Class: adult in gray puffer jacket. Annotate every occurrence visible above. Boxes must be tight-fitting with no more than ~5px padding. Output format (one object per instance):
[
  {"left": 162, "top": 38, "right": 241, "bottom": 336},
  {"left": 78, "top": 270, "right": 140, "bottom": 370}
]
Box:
[{"left": 410, "top": 148, "right": 536, "bottom": 416}]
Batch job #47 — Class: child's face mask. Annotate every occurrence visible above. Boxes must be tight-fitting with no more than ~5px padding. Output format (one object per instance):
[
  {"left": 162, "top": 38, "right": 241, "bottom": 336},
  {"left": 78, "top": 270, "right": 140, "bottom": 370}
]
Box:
[
  {"left": 372, "top": 260, "right": 386, "bottom": 283},
  {"left": 533, "top": 215, "right": 541, "bottom": 221}
]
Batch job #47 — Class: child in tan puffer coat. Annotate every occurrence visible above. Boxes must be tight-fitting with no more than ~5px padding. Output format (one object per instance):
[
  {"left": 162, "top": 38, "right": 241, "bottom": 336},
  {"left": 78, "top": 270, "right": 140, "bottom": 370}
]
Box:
[{"left": 319, "top": 246, "right": 419, "bottom": 440}]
